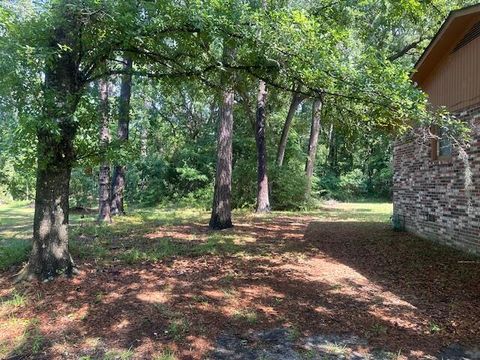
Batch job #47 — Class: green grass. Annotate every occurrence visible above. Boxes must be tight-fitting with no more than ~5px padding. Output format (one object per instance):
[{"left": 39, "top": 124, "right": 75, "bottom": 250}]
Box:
[
  {"left": 154, "top": 349, "right": 178, "bottom": 360},
  {"left": 232, "top": 309, "right": 259, "bottom": 324},
  {"left": 1, "top": 291, "right": 27, "bottom": 308},
  {"left": 0, "top": 201, "right": 393, "bottom": 271},
  {"left": 103, "top": 348, "right": 134, "bottom": 360}
]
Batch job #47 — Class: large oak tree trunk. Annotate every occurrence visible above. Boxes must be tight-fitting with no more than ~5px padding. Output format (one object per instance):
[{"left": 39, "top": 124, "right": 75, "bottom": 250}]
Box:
[
  {"left": 18, "top": 8, "right": 81, "bottom": 281},
  {"left": 98, "top": 79, "right": 112, "bottom": 223},
  {"left": 276, "top": 92, "right": 305, "bottom": 166},
  {"left": 111, "top": 57, "right": 133, "bottom": 216},
  {"left": 255, "top": 80, "right": 270, "bottom": 212},
  {"left": 28, "top": 138, "right": 75, "bottom": 280},
  {"left": 305, "top": 97, "right": 323, "bottom": 198},
  {"left": 209, "top": 87, "right": 234, "bottom": 229}
]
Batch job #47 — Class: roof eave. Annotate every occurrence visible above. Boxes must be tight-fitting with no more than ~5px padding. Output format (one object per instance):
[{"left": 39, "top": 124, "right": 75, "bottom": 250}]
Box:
[{"left": 412, "top": 4, "right": 480, "bottom": 85}]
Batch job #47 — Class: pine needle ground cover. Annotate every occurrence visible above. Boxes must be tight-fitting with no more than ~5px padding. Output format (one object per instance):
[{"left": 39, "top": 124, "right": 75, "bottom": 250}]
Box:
[{"left": 0, "top": 202, "right": 479, "bottom": 359}]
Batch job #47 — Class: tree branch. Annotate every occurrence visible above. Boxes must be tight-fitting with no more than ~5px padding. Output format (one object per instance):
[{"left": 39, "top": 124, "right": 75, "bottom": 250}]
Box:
[{"left": 388, "top": 37, "right": 424, "bottom": 61}]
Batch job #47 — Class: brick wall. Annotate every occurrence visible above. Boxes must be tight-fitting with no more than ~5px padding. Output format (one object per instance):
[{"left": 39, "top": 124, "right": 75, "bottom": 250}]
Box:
[{"left": 393, "top": 103, "right": 480, "bottom": 253}]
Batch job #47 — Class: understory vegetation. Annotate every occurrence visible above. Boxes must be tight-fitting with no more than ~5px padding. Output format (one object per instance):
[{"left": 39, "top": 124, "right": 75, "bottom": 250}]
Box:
[
  {"left": 1, "top": 201, "right": 479, "bottom": 359},
  {"left": 1, "top": 0, "right": 474, "bottom": 218},
  {"left": 1, "top": 0, "right": 479, "bottom": 358},
  {"left": 0, "top": 201, "right": 392, "bottom": 271}
]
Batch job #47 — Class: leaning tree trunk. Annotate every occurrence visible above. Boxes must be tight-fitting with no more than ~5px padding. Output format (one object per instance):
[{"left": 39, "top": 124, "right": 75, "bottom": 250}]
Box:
[
  {"left": 255, "top": 80, "right": 270, "bottom": 212},
  {"left": 276, "top": 91, "right": 305, "bottom": 166},
  {"left": 111, "top": 57, "right": 133, "bottom": 216},
  {"left": 209, "top": 86, "right": 234, "bottom": 229},
  {"left": 18, "top": 8, "right": 81, "bottom": 281},
  {"left": 98, "top": 79, "right": 112, "bottom": 223},
  {"left": 305, "top": 97, "right": 323, "bottom": 198}
]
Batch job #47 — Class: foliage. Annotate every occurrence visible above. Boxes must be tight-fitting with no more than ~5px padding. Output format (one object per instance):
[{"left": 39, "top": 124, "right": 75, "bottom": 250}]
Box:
[{"left": 0, "top": 0, "right": 477, "bottom": 212}]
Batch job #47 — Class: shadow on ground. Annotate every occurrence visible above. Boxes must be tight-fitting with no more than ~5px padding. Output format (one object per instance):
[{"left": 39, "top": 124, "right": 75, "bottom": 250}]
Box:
[{"left": 1, "top": 215, "right": 479, "bottom": 359}]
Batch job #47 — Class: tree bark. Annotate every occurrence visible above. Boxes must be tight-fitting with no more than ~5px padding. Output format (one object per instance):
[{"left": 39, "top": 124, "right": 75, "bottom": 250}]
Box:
[
  {"left": 111, "top": 57, "right": 133, "bottom": 216},
  {"left": 209, "top": 87, "right": 234, "bottom": 229},
  {"left": 276, "top": 92, "right": 305, "bottom": 166},
  {"left": 305, "top": 97, "right": 323, "bottom": 198},
  {"left": 98, "top": 79, "right": 112, "bottom": 223},
  {"left": 255, "top": 80, "right": 270, "bottom": 212},
  {"left": 28, "top": 142, "right": 75, "bottom": 280},
  {"left": 327, "top": 123, "right": 338, "bottom": 173},
  {"left": 18, "top": 6, "right": 81, "bottom": 281}
]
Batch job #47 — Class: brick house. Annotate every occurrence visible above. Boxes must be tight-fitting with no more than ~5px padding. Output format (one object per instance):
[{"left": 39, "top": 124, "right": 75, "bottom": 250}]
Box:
[{"left": 393, "top": 4, "right": 480, "bottom": 253}]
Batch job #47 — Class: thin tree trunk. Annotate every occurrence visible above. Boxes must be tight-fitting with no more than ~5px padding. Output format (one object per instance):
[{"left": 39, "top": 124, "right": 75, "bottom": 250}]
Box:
[
  {"left": 327, "top": 124, "right": 338, "bottom": 173},
  {"left": 111, "top": 57, "right": 133, "bottom": 216},
  {"left": 98, "top": 79, "right": 112, "bottom": 223},
  {"left": 276, "top": 92, "right": 305, "bottom": 166},
  {"left": 18, "top": 5, "right": 80, "bottom": 281},
  {"left": 305, "top": 97, "right": 323, "bottom": 198},
  {"left": 255, "top": 80, "right": 270, "bottom": 212}
]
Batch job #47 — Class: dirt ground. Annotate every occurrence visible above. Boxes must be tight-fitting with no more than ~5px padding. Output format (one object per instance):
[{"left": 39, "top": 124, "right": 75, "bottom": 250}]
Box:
[{"left": 1, "top": 206, "right": 480, "bottom": 359}]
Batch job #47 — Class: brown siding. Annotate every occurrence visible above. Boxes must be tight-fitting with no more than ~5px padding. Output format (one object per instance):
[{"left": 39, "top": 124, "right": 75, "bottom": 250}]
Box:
[{"left": 422, "top": 35, "right": 480, "bottom": 112}]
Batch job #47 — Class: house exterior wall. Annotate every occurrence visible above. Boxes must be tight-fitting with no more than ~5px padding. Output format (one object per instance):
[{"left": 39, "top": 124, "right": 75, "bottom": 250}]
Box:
[
  {"left": 421, "top": 28, "right": 480, "bottom": 112},
  {"left": 393, "top": 104, "right": 480, "bottom": 253}
]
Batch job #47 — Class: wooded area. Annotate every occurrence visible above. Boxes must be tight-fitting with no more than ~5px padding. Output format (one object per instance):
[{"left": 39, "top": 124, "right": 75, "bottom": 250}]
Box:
[
  {"left": 1, "top": 0, "right": 473, "bottom": 282},
  {"left": 1, "top": 1, "right": 480, "bottom": 359}
]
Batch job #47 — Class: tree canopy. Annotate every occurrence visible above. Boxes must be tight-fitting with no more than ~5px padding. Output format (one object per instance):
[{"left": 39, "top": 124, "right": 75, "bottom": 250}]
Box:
[{"left": 0, "top": 0, "right": 475, "bottom": 280}]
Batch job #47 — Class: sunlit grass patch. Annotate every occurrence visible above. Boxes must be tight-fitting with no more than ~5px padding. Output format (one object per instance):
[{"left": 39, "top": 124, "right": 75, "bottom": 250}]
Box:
[
  {"left": 154, "top": 348, "right": 178, "bottom": 360},
  {"left": 232, "top": 309, "right": 259, "bottom": 324},
  {"left": 277, "top": 201, "right": 393, "bottom": 223},
  {"left": 0, "top": 317, "right": 30, "bottom": 359},
  {"left": 0, "top": 201, "right": 33, "bottom": 227},
  {"left": 116, "top": 234, "right": 244, "bottom": 264},
  {"left": 332, "top": 202, "right": 393, "bottom": 222},
  {"left": 1, "top": 291, "right": 27, "bottom": 308},
  {"left": 103, "top": 348, "right": 134, "bottom": 360},
  {"left": 321, "top": 341, "right": 348, "bottom": 356},
  {"left": 0, "top": 239, "right": 31, "bottom": 271},
  {"left": 0, "top": 201, "right": 393, "bottom": 270},
  {"left": 0, "top": 202, "right": 34, "bottom": 271},
  {"left": 0, "top": 317, "right": 45, "bottom": 358}
]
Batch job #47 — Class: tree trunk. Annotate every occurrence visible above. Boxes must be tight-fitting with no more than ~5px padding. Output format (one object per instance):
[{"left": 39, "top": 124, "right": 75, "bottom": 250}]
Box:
[
  {"left": 98, "top": 79, "right": 112, "bottom": 223},
  {"left": 111, "top": 57, "right": 133, "bottom": 216},
  {"left": 305, "top": 97, "right": 323, "bottom": 198},
  {"left": 18, "top": 6, "right": 81, "bottom": 281},
  {"left": 276, "top": 92, "right": 305, "bottom": 166},
  {"left": 209, "top": 87, "right": 234, "bottom": 229},
  {"left": 28, "top": 143, "right": 75, "bottom": 280},
  {"left": 255, "top": 80, "right": 270, "bottom": 212},
  {"left": 327, "top": 124, "right": 338, "bottom": 173}
]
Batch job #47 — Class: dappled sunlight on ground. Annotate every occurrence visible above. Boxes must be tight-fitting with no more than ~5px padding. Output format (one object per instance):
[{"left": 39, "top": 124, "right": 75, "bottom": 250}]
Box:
[{"left": 0, "top": 202, "right": 479, "bottom": 359}]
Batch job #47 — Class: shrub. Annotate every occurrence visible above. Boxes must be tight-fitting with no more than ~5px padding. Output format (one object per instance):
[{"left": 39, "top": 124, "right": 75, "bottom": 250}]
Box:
[
  {"left": 270, "top": 161, "right": 308, "bottom": 210},
  {"left": 338, "top": 169, "right": 367, "bottom": 199}
]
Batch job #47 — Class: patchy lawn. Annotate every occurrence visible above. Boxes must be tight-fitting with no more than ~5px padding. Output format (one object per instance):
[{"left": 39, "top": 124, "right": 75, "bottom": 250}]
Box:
[{"left": 0, "top": 201, "right": 479, "bottom": 359}]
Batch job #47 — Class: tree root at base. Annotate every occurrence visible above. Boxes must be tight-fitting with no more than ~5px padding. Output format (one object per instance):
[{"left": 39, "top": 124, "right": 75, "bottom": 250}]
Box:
[{"left": 12, "top": 262, "right": 80, "bottom": 283}]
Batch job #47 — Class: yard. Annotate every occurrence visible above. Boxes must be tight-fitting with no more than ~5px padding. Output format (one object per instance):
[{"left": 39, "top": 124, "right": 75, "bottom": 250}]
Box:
[{"left": 0, "top": 202, "right": 479, "bottom": 359}]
